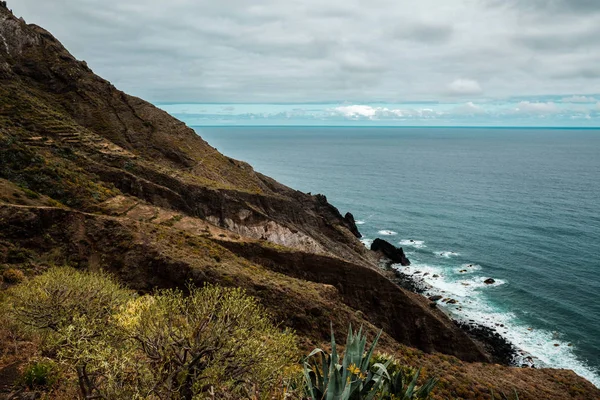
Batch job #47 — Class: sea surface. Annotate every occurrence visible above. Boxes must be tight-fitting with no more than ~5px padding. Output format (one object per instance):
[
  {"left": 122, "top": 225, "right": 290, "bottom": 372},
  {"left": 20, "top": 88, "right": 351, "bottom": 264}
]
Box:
[{"left": 194, "top": 126, "right": 600, "bottom": 386}]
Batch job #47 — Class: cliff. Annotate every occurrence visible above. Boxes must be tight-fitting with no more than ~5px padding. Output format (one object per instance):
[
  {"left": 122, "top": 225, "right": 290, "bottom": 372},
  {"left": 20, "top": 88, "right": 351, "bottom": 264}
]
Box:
[{"left": 0, "top": 4, "right": 598, "bottom": 399}]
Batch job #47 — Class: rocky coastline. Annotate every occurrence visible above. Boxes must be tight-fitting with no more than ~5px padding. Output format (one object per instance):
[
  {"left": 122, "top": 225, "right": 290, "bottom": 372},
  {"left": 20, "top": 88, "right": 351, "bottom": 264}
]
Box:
[{"left": 371, "top": 237, "right": 521, "bottom": 366}]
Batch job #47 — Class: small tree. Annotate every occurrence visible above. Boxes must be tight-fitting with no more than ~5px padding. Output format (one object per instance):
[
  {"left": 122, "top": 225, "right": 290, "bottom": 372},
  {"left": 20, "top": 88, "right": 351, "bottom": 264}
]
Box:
[
  {"left": 116, "top": 284, "right": 298, "bottom": 399},
  {"left": 5, "top": 268, "right": 299, "bottom": 399},
  {"left": 5, "top": 267, "right": 138, "bottom": 399}
]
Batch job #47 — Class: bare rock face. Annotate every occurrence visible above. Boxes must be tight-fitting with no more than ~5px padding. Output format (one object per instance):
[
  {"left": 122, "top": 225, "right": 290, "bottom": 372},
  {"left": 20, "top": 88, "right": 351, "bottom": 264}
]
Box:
[
  {"left": 344, "top": 212, "right": 362, "bottom": 238},
  {"left": 371, "top": 238, "right": 411, "bottom": 266}
]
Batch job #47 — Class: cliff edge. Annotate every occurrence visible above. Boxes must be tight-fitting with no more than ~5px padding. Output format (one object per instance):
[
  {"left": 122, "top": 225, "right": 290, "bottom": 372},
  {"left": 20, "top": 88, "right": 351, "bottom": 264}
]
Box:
[{"left": 1, "top": 4, "right": 599, "bottom": 399}]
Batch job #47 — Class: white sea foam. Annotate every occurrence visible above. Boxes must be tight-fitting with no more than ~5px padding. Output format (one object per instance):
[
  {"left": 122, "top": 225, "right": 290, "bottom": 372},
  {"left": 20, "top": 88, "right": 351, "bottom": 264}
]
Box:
[
  {"left": 399, "top": 239, "right": 426, "bottom": 248},
  {"left": 378, "top": 230, "right": 397, "bottom": 236},
  {"left": 454, "top": 264, "right": 482, "bottom": 274},
  {"left": 394, "top": 261, "right": 600, "bottom": 388},
  {"left": 360, "top": 238, "right": 374, "bottom": 248},
  {"left": 355, "top": 220, "right": 366, "bottom": 225},
  {"left": 437, "top": 251, "right": 460, "bottom": 258}
]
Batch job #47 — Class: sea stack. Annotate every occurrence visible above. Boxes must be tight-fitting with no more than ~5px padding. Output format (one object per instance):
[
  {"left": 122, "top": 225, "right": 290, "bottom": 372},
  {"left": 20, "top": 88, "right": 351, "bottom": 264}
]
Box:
[{"left": 371, "top": 238, "right": 411, "bottom": 266}]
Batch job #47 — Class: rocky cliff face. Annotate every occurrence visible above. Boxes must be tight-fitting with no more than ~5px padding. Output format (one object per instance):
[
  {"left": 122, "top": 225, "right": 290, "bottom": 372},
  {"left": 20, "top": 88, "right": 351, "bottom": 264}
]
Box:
[
  {"left": 1, "top": 4, "right": 599, "bottom": 399},
  {"left": 0, "top": 2, "right": 480, "bottom": 359}
]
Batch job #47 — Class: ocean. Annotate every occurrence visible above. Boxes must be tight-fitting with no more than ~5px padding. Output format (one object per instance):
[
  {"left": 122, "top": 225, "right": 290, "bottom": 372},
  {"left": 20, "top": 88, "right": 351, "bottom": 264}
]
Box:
[{"left": 194, "top": 126, "right": 600, "bottom": 386}]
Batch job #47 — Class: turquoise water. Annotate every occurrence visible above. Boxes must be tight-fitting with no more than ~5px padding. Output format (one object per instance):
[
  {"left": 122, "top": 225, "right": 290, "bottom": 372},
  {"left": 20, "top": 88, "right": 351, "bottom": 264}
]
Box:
[{"left": 194, "top": 126, "right": 600, "bottom": 386}]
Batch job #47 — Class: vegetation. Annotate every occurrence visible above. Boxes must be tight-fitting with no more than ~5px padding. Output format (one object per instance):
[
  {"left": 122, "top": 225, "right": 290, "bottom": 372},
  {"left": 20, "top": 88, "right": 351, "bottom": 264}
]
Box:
[
  {"left": 303, "top": 325, "right": 437, "bottom": 399},
  {"left": 116, "top": 285, "right": 297, "bottom": 399},
  {"left": 3, "top": 267, "right": 297, "bottom": 399},
  {"left": 21, "top": 359, "right": 59, "bottom": 389},
  {"left": 2, "top": 267, "right": 25, "bottom": 284}
]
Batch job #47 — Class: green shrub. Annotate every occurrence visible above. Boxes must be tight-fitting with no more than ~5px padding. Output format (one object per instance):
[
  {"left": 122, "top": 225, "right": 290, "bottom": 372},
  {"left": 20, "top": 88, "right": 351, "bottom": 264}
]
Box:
[
  {"left": 2, "top": 268, "right": 25, "bottom": 284},
  {"left": 117, "top": 284, "right": 298, "bottom": 399},
  {"left": 4, "top": 268, "right": 298, "bottom": 399},
  {"left": 6, "top": 247, "right": 33, "bottom": 263},
  {"left": 21, "top": 187, "right": 40, "bottom": 199},
  {"left": 5, "top": 267, "right": 135, "bottom": 399},
  {"left": 303, "top": 326, "right": 437, "bottom": 400},
  {"left": 21, "top": 359, "right": 59, "bottom": 389}
]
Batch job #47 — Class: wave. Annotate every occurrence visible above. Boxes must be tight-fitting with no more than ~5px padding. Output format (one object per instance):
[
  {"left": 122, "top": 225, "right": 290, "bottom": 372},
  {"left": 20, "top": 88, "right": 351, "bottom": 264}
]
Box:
[
  {"left": 399, "top": 239, "right": 426, "bottom": 248},
  {"left": 355, "top": 220, "right": 366, "bottom": 225},
  {"left": 454, "top": 264, "right": 482, "bottom": 274},
  {"left": 436, "top": 250, "right": 460, "bottom": 258},
  {"left": 395, "top": 261, "right": 600, "bottom": 388},
  {"left": 378, "top": 230, "right": 397, "bottom": 236},
  {"left": 361, "top": 233, "right": 600, "bottom": 387},
  {"left": 360, "top": 238, "right": 374, "bottom": 248}
]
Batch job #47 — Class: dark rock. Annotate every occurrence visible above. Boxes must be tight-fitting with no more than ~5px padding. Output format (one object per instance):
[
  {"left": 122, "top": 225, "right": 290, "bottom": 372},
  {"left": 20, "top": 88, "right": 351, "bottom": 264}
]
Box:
[
  {"left": 428, "top": 295, "right": 443, "bottom": 301},
  {"left": 447, "top": 299, "right": 458, "bottom": 304},
  {"left": 343, "top": 212, "right": 362, "bottom": 238},
  {"left": 387, "top": 267, "right": 426, "bottom": 294},
  {"left": 429, "top": 302, "right": 437, "bottom": 308},
  {"left": 454, "top": 321, "right": 518, "bottom": 365},
  {"left": 370, "top": 238, "right": 410, "bottom": 266},
  {"left": 433, "top": 274, "right": 439, "bottom": 278},
  {"left": 484, "top": 278, "right": 495, "bottom": 285}
]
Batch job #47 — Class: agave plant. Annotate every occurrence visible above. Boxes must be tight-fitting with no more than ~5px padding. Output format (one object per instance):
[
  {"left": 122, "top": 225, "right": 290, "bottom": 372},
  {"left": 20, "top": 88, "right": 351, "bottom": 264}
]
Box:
[
  {"left": 303, "top": 324, "right": 388, "bottom": 400},
  {"left": 303, "top": 325, "right": 438, "bottom": 400},
  {"left": 384, "top": 367, "right": 438, "bottom": 400}
]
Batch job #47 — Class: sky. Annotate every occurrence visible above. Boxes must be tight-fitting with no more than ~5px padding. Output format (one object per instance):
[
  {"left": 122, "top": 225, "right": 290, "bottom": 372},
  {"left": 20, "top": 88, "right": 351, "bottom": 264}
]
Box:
[{"left": 9, "top": 0, "right": 600, "bottom": 126}]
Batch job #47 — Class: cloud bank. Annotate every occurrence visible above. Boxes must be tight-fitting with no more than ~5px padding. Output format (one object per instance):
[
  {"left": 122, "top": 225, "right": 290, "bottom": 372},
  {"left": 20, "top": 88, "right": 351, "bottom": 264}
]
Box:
[
  {"left": 158, "top": 96, "right": 600, "bottom": 127},
  {"left": 9, "top": 0, "right": 600, "bottom": 105}
]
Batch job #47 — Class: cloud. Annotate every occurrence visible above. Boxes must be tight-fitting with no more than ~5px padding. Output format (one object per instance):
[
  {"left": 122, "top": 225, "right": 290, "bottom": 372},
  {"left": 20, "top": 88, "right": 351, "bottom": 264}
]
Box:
[
  {"left": 514, "top": 27, "right": 600, "bottom": 52},
  {"left": 6, "top": 0, "right": 600, "bottom": 102},
  {"left": 451, "top": 102, "right": 487, "bottom": 115},
  {"left": 562, "top": 95, "right": 597, "bottom": 103},
  {"left": 334, "top": 105, "right": 379, "bottom": 118},
  {"left": 389, "top": 21, "right": 454, "bottom": 43},
  {"left": 160, "top": 99, "right": 600, "bottom": 127},
  {"left": 448, "top": 79, "right": 483, "bottom": 96},
  {"left": 514, "top": 101, "right": 560, "bottom": 114},
  {"left": 488, "top": 0, "right": 600, "bottom": 15}
]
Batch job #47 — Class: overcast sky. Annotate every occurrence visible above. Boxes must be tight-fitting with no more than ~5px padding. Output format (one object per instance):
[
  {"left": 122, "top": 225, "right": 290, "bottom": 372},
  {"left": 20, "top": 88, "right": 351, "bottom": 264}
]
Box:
[{"left": 9, "top": 0, "right": 600, "bottom": 104}]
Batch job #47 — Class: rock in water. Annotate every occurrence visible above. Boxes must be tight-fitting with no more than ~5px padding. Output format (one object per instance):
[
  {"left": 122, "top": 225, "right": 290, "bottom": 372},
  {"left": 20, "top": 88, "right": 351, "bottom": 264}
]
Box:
[
  {"left": 371, "top": 238, "right": 410, "bottom": 266},
  {"left": 344, "top": 212, "right": 362, "bottom": 238},
  {"left": 484, "top": 278, "right": 496, "bottom": 285}
]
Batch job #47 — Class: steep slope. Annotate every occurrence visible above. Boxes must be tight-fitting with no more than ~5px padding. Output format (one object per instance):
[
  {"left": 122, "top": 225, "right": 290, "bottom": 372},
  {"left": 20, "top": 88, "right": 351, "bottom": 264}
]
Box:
[
  {"left": 1, "top": 3, "right": 599, "bottom": 399},
  {"left": 0, "top": 3, "right": 367, "bottom": 265},
  {"left": 0, "top": 0, "right": 484, "bottom": 361}
]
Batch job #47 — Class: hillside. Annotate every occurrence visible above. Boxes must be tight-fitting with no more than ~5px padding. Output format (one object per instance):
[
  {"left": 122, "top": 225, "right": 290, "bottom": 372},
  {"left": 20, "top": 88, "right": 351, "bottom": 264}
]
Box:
[{"left": 1, "top": 3, "right": 599, "bottom": 399}]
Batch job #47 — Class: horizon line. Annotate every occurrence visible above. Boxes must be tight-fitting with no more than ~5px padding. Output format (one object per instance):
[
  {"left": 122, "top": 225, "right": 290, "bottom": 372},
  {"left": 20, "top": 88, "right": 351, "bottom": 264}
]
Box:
[{"left": 190, "top": 125, "right": 600, "bottom": 130}]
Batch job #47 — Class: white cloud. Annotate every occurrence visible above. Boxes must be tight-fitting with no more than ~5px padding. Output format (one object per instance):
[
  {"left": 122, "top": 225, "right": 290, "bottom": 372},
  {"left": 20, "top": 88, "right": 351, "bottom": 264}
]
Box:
[
  {"left": 448, "top": 79, "right": 483, "bottom": 96},
  {"left": 334, "top": 105, "right": 378, "bottom": 118},
  {"left": 515, "top": 101, "right": 560, "bottom": 114},
  {"left": 8, "top": 0, "right": 600, "bottom": 102},
  {"left": 561, "top": 95, "right": 597, "bottom": 103},
  {"left": 451, "top": 102, "right": 487, "bottom": 115},
  {"left": 332, "top": 105, "right": 446, "bottom": 119}
]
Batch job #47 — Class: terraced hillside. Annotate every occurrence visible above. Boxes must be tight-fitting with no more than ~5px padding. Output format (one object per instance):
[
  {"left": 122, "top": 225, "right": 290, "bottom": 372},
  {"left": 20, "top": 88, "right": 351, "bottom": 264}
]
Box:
[{"left": 1, "top": 3, "right": 599, "bottom": 399}]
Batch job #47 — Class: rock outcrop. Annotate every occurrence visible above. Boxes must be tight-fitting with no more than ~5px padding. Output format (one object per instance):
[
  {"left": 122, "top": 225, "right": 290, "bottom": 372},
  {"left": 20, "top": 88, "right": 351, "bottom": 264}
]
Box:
[
  {"left": 371, "top": 238, "right": 411, "bottom": 266},
  {"left": 344, "top": 212, "right": 362, "bottom": 238}
]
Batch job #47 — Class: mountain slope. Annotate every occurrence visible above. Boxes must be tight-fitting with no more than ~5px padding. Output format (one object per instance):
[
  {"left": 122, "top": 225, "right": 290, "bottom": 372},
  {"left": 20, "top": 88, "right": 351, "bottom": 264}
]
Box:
[{"left": 1, "top": 4, "right": 599, "bottom": 399}]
